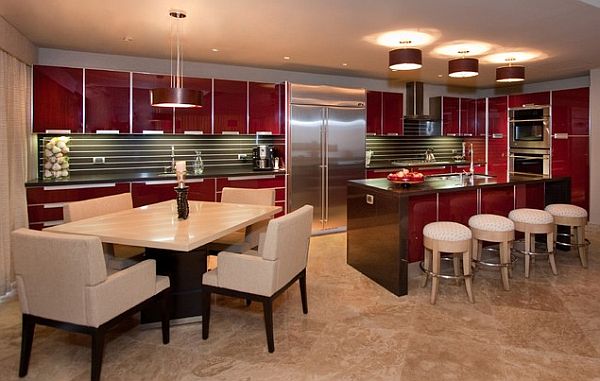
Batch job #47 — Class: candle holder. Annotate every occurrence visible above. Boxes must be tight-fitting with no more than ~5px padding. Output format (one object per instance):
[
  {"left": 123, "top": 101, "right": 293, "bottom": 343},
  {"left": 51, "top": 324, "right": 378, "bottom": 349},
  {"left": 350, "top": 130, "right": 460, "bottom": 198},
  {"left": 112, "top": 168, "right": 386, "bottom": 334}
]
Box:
[{"left": 174, "top": 186, "right": 190, "bottom": 220}]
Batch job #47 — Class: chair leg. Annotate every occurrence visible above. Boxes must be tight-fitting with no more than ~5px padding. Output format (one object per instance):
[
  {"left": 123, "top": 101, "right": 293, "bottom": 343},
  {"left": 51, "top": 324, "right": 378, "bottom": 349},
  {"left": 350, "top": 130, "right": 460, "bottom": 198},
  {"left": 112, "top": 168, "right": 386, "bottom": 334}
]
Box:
[
  {"left": 91, "top": 328, "right": 106, "bottom": 381},
  {"left": 299, "top": 272, "right": 308, "bottom": 314},
  {"left": 576, "top": 226, "right": 588, "bottom": 268},
  {"left": 453, "top": 254, "right": 461, "bottom": 286},
  {"left": 19, "top": 314, "right": 36, "bottom": 377},
  {"left": 547, "top": 232, "right": 558, "bottom": 275},
  {"left": 524, "top": 232, "right": 531, "bottom": 278},
  {"left": 499, "top": 241, "right": 510, "bottom": 291},
  {"left": 422, "top": 248, "right": 431, "bottom": 288},
  {"left": 262, "top": 299, "right": 275, "bottom": 353},
  {"left": 202, "top": 290, "right": 212, "bottom": 340},
  {"left": 160, "top": 292, "right": 170, "bottom": 345},
  {"left": 462, "top": 250, "right": 474, "bottom": 303},
  {"left": 430, "top": 249, "right": 441, "bottom": 305}
]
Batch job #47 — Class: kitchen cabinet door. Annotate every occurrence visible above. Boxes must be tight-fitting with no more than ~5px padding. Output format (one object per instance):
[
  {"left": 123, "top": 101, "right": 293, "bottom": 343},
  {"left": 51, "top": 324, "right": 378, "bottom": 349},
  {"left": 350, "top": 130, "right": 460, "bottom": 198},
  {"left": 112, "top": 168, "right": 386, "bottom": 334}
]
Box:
[
  {"left": 132, "top": 73, "right": 174, "bottom": 134},
  {"left": 33, "top": 65, "right": 83, "bottom": 133},
  {"left": 442, "top": 97, "right": 460, "bottom": 136},
  {"left": 508, "top": 91, "right": 550, "bottom": 108},
  {"left": 214, "top": 79, "right": 247, "bottom": 134},
  {"left": 174, "top": 77, "right": 212, "bottom": 134},
  {"left": 407, "top": 194, "right": 438, "bottom": 262},
  {"left": 382, "top": 92, "right": 403, "bottom": 135},
  {"left": 438, "top": 190, "right": 477, "bottom": 226},
  {"left": 552, "top": 136, "right": 589, "bottom": 211},
  {"left": 460, "top": 98, "right": 476, "bottom": 136},
  {"left": 475, "top": 98, "right": 486, "bottom": 137},
  {"left": 415, "top": 166, "right": 452, "bottom": 176},
  {"left": 551, "top": 87, "right": 589, "bottom": 135},
  {"left": 85, "top": 69, "right": 130, "bottom": 133},
  {"left": 249, "top": 82, "right": 281, "bottom": 135},
  {"left": 480, "top": 186, "right": 514, "bottom": 217},
  {"left": 515, "top": 183, "right": 545, "bottom": 210},
  {"left": 366, "top": 91, "right": 382, "bottom": 135},
  {"left": 487, "top": 96, "right": 508, "bottom": 177}
]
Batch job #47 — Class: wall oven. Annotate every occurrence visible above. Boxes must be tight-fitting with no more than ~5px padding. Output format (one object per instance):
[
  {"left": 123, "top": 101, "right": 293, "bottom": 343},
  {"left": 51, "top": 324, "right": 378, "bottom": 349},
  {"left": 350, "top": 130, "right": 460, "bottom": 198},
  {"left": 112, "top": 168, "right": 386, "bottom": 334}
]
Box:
[
  {"left": 509, "top": 105, "right": 550, "bottom": 149},
  {"left": 509, "top": 148, "right": 550, "bottom": 176}
]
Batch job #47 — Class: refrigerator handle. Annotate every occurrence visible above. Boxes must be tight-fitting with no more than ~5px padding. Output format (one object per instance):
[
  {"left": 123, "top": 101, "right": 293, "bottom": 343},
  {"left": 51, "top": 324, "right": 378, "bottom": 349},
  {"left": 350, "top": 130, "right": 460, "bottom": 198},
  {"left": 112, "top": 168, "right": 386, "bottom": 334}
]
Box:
[
  {"left": 324, "top": 109, "right": 329, "bottom": 223},
  {"left": 319, "top": 109, "right": 327, "bottom": 225}
]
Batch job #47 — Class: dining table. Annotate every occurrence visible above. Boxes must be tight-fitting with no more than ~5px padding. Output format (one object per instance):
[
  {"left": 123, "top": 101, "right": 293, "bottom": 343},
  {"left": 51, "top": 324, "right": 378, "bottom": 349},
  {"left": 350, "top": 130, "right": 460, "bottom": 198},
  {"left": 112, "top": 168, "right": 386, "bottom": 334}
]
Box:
[{"left": 46, "top": 200, "right": 282, "bottom": 323}]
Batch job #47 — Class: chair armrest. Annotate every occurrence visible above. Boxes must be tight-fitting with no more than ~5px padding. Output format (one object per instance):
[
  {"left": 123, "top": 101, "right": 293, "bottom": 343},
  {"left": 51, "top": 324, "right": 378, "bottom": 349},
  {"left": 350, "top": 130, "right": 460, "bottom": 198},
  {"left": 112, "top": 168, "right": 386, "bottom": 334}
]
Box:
[
  {"left": 85, "top": 259, "right": 157, "bottom": 327},
  {"left": 217, "top": 251, "right": 277, "bottom": 296}
]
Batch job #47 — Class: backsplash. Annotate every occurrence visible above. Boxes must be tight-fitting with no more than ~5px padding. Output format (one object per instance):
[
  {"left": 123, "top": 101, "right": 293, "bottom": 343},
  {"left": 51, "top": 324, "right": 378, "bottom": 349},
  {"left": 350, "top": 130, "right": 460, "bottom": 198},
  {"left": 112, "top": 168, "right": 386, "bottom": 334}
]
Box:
[{"left": 36, "top": 134, "right": 284, "bottom": 177}]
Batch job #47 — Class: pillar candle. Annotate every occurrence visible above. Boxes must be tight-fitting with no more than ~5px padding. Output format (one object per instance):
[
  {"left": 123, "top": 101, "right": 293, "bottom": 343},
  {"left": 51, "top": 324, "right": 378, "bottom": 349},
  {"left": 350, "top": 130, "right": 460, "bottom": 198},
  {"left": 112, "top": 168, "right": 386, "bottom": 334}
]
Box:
[{"left": 175, "top": 160, "right": 187, "bottom": 173}]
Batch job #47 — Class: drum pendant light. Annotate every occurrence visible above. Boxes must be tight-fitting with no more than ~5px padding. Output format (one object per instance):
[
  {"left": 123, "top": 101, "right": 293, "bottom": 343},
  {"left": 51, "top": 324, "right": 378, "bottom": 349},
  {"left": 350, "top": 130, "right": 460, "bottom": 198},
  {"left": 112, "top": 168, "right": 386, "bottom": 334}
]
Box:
[
  {"left": 496, "top": 58, "right": 525, "bottom": 82},
  {"left": 448, "top": 50, "right": 479, "bottom": 78},
  {"left": 389, "top": 41, "right": 422, "bottom": 71},
  {"left": 151, "top": 10, "right": 202, "bottom": 108}
]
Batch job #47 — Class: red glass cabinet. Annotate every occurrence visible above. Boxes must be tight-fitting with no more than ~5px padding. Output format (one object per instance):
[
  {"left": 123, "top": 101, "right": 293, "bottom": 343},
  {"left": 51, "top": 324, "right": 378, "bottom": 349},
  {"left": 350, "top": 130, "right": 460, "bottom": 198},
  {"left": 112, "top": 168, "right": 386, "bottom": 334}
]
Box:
[
  {"left": 249, "top": 82, "right": 281, "bottom": 134},
  {"left": 552, "top": 87, "right": 589, "bottom": 135},
  {"left": 442, "top": 97, "right": 460, "bottom": 136},
  {"left": 382, "top": 92, "right": 403, "bottom": 135},
  {"left": 487, "top": 96, "right": 508, "bottom": 177},
  {"left": 214, "top": 79, "right": 247, "bottom": 134},
  {"left": 85, "top": 69, "right": 130, "bottom": 133},
  {"left": 132, "top": 73, "right": 174, "bottom": 133},
  {"left": 366, "top": 91, "right": 382, "bottom": 135},
  {"left": 407, "top": 194, "right": 437, "bottom": 262},
  {"left": 508, "top": 91, "right": 550, "bottom": 108},
  {"left": 174, "top": 77, "right": 212, "bottom": 134}
]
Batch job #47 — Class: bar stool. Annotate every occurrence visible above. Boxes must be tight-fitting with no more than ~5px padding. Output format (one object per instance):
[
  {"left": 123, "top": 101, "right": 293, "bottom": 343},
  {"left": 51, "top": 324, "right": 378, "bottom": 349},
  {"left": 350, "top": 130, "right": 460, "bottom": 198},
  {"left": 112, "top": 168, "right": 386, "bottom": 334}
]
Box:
[
  {"left": 508, "top": 208, "right": 557, "bottom": 278},
  {"left": 544, "top": 204, "right": 590, "bottom": 268},
  {"left": 422, "top": 221, "right": 474, "bottom": 305},
  {"left": 468, "top": 214, "right": 515, "bottom": 291}
]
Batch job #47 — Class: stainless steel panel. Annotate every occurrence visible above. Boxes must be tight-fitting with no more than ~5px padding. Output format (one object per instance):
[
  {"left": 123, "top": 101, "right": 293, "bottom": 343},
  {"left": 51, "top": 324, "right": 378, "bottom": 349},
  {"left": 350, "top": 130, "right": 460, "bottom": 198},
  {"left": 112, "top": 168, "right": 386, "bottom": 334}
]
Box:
[
  {"left": 289, "top": 104, "right": 325, "bottom": 230},
  {"left": 324, "top": 106, "right": 366, "bottom": 230},
  {"left": 289, "top": 83, "right": 365, "bottom": 108}
]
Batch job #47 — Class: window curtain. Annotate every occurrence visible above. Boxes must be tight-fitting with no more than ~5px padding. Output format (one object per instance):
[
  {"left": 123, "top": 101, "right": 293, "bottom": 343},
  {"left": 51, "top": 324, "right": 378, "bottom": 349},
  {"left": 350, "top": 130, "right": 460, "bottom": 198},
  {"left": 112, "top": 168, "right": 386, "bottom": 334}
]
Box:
[{"left": 0, "top": 50, "right": 30, "bottom": 296}]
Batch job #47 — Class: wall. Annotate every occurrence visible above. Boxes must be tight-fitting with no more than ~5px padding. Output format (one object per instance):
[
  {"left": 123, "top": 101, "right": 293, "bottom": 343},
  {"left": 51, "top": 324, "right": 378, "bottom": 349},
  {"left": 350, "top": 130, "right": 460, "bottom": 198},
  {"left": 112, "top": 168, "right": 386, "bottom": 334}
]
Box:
[
  {"left": 590, "top": 68, "right": 600, "bottom": 223},
  {"left": 0, "top": 16, "right": 37, "bottom": 64}
]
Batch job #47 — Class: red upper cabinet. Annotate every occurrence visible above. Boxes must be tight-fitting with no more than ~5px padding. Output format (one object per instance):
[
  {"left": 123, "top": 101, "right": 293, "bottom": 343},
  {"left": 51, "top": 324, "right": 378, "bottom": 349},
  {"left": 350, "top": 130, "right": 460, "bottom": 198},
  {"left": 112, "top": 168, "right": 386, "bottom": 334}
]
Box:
[
  {"left": 33, "top": 65, "right": 83, "bottom": 133},
  {"left": 249, "top": 82, "right": 281, "bottom": 135},
  {"left": 460, "top": 98, "right": 476, "bottom": 136},
  {"left": 382, "top": 92, "right": 403, "bottom": 135},
  {"left": 214, "top": 79, "right": 247, "bottom": 134},
  {"left": 508, "top": 91, "right": 550, "bottom": 108},
  {"left": 475, "top": 98, "right": 486, "bottom": 137},
  {"left": 487, "top": 96, "right": 508, "bottom": 177},
  {"left": 442, "top": 96, "right": 460, "bottom": 136},
  {"left": 551, "top": 87, "right": 589, "bottom": 135},
  {"left": 174, "top": 77, "right": 212, "bottom": 134},
  {"left": 132, "top": 73, "right": 174, "bottom": 134},
  {"left": 366, "top": 91, "right": 382, "bottom": 135},
  {"left": 85, "top": 69, "right": 130, "bottom": 133}
]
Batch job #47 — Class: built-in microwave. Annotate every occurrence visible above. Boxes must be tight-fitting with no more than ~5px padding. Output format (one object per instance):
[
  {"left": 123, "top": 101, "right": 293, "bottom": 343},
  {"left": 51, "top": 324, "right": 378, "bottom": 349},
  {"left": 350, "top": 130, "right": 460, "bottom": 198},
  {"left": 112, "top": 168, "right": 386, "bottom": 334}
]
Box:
[
  {"left": 509, "top": 148, "right": 550, "bottom": 176},
  {"left": 509, "top": 105, "right": 550, "bottom": 150}
]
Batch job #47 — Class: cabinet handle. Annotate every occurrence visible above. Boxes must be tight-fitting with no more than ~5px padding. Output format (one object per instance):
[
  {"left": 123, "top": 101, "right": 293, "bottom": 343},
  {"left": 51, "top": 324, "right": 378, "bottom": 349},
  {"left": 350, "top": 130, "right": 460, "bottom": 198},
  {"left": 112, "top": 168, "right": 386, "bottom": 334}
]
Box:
[
  {"left": 446, "top": 133, "right": 458, "bottom": 136},
  {"left": 462, "top": 133, "right": 473, "bottom": 137},
  {"left": 366, "top": 194, "right": 374, "bottom": 205},
  {"left": 227, "top": 175, "right": 276, "bottom": 181},
  {"left": 553, "top": 133, "right": 569, "bottom": 140},
  {"left": 417, "top": 166, "right": 446, "bottom": 170},
  {"left": 142, "top": 130, "right": 164, "bottom": 134},
  {"left": 95, "top": 130, "right": 120, "bottom": 134},
  {"left": 492, "top": 133, "right": 504, "bottom": 139},
  {"left": 183, "top": 131, "right": 204, "bottom": 135},
  {"left": 45, "top": 129, "right": 71, "bottom": 134},
  {"left": 43, "top": 183, "right": 116, "bottom": 191},
  {"left": 256, "top": 131, "right": 273, "bottom": 135},
  {"left": 385, "top": 133, "right": 399, "bottom": 136}
]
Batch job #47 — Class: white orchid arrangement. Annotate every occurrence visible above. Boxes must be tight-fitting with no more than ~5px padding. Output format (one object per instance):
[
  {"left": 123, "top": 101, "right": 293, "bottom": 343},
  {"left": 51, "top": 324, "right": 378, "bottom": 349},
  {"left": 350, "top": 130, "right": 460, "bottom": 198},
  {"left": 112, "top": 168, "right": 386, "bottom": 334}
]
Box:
[{"left": 43, "top": 136, "right": 71, "bottom": 178}]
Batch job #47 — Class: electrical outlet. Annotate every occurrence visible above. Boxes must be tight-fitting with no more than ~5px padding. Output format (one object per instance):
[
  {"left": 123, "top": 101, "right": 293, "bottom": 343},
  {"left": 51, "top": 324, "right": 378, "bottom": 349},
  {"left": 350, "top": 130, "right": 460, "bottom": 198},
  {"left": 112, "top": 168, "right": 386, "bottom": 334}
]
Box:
[
  {"left": 92, "top": 157, "right": 105, "bottom": 164},
  {"left": 237, "top": 154, "right": 248, "bottom": 160}
]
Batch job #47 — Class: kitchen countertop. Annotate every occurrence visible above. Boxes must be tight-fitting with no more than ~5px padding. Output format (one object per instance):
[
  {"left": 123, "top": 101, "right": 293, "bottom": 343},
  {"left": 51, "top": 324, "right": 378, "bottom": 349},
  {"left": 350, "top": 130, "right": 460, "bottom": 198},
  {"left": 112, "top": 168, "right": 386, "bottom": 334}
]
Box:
[
  {"left": 366, "top": 160, "right": 485, "bottom": 170},
  {"left": 26, "top": 167, "right": 287, "bottom": 187}
]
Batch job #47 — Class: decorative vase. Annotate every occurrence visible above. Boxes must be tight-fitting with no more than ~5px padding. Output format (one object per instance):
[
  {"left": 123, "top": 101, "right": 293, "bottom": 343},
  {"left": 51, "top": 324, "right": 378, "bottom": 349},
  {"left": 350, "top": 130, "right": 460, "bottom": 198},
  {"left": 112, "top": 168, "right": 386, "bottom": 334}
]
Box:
[
  {"left": 43, "top": 136, "right": 70, "bottom": 179},
  {"left": 174, "top": 186, "right": 190, "bottom": 220}
]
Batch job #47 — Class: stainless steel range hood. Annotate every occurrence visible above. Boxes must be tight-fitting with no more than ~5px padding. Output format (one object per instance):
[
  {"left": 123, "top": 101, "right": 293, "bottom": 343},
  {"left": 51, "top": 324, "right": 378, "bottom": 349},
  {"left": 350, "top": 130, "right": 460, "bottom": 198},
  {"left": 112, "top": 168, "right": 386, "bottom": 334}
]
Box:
[{"left": 404, "top": 81, "right": 441, "bottom": 135}]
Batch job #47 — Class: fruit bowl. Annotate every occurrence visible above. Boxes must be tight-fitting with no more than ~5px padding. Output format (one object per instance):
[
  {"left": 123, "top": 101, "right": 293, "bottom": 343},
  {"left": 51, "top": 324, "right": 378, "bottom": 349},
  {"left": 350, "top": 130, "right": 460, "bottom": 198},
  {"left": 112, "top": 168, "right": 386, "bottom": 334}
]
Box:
[{"left": 387, "top": 170, "right": 425, "bottom": 187}]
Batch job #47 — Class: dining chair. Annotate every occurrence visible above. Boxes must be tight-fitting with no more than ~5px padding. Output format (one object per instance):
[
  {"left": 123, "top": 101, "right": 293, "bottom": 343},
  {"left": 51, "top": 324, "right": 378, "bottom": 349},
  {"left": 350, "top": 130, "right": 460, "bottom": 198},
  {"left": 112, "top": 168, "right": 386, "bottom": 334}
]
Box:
[
  {"left": 63, "top": 193, "right": 145, "bottom": 270},
  {"left": 201, "top": 204, "right": 313, "bottom": 352},
  {"left": 12, "top": 228, "right": 170, "bottom": 381},
  {"left": 207, "top": 187, "right": 276, "bottom": 254}
]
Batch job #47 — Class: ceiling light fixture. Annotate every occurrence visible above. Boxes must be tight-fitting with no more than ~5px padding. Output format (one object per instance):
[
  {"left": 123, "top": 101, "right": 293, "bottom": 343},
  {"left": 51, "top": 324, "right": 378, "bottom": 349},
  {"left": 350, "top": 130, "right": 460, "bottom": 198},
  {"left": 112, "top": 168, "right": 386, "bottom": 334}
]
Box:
[
  {"left": 496, "top": 58, "right": 525, "bottom": 82},
  {"left": 151, "top": 10, "right": 202, "bottom": 108},
  {"left": 389, "top": 41, "right": 422, "bottom": 71},
  {"left": 448, "top": 50, "right": 479, "bottom": 78}
]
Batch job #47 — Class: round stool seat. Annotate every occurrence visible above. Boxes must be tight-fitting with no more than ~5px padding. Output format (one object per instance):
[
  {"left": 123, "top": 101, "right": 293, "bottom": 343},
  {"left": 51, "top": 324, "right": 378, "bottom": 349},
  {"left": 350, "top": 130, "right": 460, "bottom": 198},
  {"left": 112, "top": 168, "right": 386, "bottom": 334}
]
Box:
[
  {"left": 508, "top": 208, "right": 553, "bottom": 225},
  {"left": 424, "top": 221, "right": 472, "bottom": 241},
  {"left": 469, "top": 214, "right": 514, "bottom": 232},
  {"left": 545, "top": 204, "right": 588, "bottom": 218}
]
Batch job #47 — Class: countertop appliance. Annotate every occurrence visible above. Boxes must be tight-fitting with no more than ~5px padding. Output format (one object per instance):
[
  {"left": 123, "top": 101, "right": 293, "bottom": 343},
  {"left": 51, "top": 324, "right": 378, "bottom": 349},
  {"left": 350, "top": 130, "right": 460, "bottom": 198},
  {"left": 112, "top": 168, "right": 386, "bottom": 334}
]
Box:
[
  {"left": 286, "top": 83, "right": 366, "bottom": 232},
  {"left": 253, "top": 145, "right": 275, "bottom": 170},
  {"left": 509, "top": 105, "right": 551, "bottom": 150}
]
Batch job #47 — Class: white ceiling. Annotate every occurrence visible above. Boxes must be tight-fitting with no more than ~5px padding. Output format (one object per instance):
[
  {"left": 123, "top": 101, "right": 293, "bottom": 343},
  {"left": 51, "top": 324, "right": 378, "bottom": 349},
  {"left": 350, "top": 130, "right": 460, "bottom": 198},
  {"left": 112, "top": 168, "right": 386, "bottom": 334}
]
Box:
[{"left": 1, "top": 0, "right": 599, "bottom": 88}]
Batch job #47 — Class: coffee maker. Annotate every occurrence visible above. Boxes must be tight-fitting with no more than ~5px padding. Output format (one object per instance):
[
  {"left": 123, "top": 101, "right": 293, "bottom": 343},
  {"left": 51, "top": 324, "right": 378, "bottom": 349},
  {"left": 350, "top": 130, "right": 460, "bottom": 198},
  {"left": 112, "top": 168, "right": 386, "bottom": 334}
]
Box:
[{"left": 252, "top": 145, "right": 275, "bottom": 170}]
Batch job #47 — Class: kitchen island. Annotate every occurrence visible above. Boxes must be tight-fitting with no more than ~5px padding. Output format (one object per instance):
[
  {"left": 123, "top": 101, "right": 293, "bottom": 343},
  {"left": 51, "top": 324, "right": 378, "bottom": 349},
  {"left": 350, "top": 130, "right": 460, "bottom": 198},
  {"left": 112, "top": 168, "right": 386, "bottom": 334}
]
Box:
[{"left": 346, "top": 174, "right": 570, "bottom": 296}]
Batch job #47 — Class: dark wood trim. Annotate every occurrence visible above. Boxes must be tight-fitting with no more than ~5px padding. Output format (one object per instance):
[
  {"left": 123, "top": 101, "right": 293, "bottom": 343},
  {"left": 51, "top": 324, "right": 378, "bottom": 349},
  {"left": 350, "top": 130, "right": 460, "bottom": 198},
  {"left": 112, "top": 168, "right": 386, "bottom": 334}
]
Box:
[
  {"left": 19, "top": 288, "right": 170, "bottom": 381},
  {"left": 202, "top": 269, "right": 307, "bottom": 353}
]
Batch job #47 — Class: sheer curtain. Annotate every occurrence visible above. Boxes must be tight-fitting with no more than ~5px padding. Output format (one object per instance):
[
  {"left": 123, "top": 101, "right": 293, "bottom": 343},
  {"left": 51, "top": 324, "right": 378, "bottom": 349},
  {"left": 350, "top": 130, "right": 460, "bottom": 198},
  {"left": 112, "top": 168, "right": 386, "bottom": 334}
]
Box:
[{"left": 0, "top": 50, "right": 30, "bottom": 296}]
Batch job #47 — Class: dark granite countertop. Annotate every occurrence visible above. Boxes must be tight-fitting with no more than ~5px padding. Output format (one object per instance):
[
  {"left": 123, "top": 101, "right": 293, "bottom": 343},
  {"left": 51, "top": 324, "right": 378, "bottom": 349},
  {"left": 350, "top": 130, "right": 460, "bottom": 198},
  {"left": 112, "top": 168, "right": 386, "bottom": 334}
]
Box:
[
  {"left": 366, "top": 160, "right": 486, "bottom": 170},
  {"left": 26, "top": 167, "right": 287, "bottom": 187},
  {"left": 349, "top": 174, "right": 565, "bottom": 196}
]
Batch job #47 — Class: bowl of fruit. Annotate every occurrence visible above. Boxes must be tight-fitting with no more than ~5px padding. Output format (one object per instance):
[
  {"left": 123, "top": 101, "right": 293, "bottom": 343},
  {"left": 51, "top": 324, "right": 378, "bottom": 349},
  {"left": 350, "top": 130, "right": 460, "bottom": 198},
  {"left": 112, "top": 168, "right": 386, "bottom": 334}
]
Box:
[{"left": 387, "top": 169, "right": 425, "bottom": 187}]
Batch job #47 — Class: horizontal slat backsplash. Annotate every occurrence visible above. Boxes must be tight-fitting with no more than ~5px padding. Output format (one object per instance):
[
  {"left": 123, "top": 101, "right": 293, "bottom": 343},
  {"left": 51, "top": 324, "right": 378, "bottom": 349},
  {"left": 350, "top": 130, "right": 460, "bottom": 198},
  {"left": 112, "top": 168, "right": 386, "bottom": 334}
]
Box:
[
  {"left": 37, "top": 134, "right": 284, "bottom": 176},
  {"left": 366, "top": 135, "right": 466, "bottom": 166}
]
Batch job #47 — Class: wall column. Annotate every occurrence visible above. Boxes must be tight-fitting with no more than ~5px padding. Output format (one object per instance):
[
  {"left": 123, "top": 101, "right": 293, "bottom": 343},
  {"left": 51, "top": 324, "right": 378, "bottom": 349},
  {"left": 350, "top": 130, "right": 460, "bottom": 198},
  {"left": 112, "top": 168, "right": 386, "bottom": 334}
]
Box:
[{"left": 589, "top": 68, "right": 600, "bottom": 224}]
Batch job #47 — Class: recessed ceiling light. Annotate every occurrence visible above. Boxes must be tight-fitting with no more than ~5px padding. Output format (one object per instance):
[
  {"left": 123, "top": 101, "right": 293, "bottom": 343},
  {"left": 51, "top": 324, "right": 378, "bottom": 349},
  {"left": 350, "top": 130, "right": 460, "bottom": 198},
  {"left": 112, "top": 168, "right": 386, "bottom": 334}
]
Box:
[
  {"left": 211, "top": 48, "right": 219, "bottom": 52},
  {"left": 342, "top": 63, "right": 348, "bottom": 67},
  {"left": 283, "top": 56, "right": 291, "bottom": 60},
  {"left": 432, "top": 41, "right": 493, "bottom": 57},
  {"left": 437, "top": 74, "right": 443, "bottom": 78},
  {"left": 122, "top": 36, "right": 134, "bottom": 42},
  {"left": 483, "top": 51, "right": 546, "bottom": 64},
  {"left": 365, "top": 29, "right": 440, "bottom": 48}
]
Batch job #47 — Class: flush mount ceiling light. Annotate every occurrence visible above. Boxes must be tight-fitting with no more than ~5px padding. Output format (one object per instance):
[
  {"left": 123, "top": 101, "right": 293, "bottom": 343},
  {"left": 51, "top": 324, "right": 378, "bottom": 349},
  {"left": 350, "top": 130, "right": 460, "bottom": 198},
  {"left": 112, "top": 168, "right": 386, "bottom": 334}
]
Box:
[
  {"left": 151, "top": 10, "right": 202, "bottom": 108},
  {"left": 448, "top": 51, "right": 479, "bottom": 78},
  {"left": 374, "top": 30, "right": 438, "bottom": 48},
  {"left": 496, "top": 58, "right": 525, "bottom": 82},
  {"left": 389, "top": 41, "right": 422, "bottom": 71}
]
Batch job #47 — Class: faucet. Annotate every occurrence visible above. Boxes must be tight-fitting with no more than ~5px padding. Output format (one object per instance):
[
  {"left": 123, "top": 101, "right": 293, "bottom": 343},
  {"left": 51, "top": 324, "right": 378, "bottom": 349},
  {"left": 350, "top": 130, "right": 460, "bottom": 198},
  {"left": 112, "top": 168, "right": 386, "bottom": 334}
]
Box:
[
  {"left": 469, "top": 143, "right": 474, "bottom": 174},
  {"left": 166, "top": 145, "right": 175, "bottom": 173},
  {"left": 424, "top": 148, "right": 436, "bottom": 162}
]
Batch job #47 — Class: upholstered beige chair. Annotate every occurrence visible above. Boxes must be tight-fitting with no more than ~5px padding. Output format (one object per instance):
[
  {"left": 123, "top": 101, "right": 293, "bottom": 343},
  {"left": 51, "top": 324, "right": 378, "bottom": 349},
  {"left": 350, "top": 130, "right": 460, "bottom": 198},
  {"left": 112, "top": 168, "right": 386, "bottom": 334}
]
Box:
[
  {"left": 63, "top": 193, "right": 145, "bottom": 270},
  {"left": 207, "top": 187, "right": 276, "bottom": 253},
  {"left": 202, "top": 205, "right": 313, "bottom": 353},
  {"left": 12, "top": 228, "right": 170, "bottom": 381}
]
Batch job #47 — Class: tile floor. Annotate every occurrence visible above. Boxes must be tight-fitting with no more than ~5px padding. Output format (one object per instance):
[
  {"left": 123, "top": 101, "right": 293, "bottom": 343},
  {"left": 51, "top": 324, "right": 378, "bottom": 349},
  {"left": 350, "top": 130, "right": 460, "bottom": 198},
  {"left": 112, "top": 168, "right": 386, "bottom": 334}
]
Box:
[{"left": 1, "top": 226, "right": 600, "bottom": 380}]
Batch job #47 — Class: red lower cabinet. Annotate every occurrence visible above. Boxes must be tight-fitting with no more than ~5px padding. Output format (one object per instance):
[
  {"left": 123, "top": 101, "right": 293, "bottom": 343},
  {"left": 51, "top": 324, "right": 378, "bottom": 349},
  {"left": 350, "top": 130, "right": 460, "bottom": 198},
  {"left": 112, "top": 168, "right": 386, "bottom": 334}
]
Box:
[
  {"left": 480, "top": 186, "right": 514, "bottom": 217},
  {"left": 438, "top": 190, "right": 477, "bottom": 226},
  {"left": 552, "top": 136, "right": 589, "bottom": 211},
  {"left": 131, "top": 179, "right": 216, "bottom": 207},
  {"left": 407, "top": 194, "right": 437, "bottom": 263},
  {"left": 515, "top": 183, "right": 545, "bottom": 210}
]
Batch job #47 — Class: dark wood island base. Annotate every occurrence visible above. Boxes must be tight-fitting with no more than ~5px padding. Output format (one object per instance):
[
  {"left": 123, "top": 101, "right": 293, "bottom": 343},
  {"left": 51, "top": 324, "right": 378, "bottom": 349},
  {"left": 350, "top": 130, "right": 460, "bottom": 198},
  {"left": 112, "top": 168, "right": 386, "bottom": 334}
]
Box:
[{"left": 347, "top": 175, "right": 570, "bottom": 296}]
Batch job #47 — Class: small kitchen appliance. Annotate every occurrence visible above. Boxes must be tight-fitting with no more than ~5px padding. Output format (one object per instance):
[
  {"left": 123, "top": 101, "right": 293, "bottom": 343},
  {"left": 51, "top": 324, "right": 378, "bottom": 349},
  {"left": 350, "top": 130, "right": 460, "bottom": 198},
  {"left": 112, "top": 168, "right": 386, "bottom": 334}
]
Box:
[{"left": 253, "top": 145, "right": 275, "bottom": 170}]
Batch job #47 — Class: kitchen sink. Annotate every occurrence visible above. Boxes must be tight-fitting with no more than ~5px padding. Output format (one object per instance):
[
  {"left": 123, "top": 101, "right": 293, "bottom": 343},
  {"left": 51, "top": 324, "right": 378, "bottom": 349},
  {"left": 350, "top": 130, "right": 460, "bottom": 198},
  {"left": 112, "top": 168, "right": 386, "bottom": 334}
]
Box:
[
  {"left": 155, "top": 172, "right": 177, "bottom": 177},
  {"left": 426, "top": 173, "right": 495, "bottom": 181}
]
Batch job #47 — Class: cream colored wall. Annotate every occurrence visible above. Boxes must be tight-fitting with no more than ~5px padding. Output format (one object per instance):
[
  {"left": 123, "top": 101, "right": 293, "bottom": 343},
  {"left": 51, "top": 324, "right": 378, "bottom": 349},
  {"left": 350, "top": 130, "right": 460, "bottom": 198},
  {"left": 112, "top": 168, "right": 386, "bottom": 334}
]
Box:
[
  {"left": 589, "top": 68, "right": 600, "bottom": 223},
  {"left": 0, "top": 17, "right": 37, "bottom": 64}
]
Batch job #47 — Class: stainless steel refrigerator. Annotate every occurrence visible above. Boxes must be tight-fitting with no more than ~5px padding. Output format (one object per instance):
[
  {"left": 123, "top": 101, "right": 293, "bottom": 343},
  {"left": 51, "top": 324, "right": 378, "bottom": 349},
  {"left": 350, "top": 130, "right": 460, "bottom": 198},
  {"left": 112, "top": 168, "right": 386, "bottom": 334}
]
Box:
[{"left": 286, "top": 83, "right": 366, "bottom": 232}]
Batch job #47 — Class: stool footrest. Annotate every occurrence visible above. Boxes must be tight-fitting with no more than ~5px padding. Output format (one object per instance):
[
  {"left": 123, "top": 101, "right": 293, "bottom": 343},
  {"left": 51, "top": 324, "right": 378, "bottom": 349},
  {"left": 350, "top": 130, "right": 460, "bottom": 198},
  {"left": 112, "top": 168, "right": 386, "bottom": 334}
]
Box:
[
  {"left": 419, "top": 261, "right": 472, "bottom": 280},
  {"left": 555, "top": 233, "right": 591, "bottom": 249},
  {"left": 473, "top": 254, "right": 517, "bottom": 269}
]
